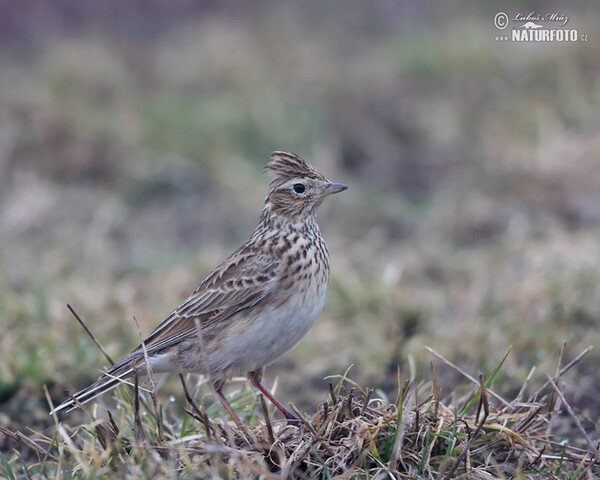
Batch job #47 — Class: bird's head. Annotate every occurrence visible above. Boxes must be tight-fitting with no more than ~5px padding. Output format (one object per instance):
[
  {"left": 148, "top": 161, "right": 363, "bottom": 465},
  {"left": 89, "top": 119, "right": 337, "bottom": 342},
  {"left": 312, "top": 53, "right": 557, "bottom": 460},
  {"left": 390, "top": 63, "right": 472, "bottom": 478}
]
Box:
[{"left": 263, "top": 151, "right": 347, "bottom": 221}]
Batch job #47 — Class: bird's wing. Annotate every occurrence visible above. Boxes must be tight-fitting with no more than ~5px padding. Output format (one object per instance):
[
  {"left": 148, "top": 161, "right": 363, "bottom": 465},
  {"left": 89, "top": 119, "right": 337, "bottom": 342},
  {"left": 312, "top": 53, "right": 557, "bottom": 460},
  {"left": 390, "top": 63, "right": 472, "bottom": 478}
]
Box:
[{"left": 130, "top": 251, "right": 280, "bottom": 356}]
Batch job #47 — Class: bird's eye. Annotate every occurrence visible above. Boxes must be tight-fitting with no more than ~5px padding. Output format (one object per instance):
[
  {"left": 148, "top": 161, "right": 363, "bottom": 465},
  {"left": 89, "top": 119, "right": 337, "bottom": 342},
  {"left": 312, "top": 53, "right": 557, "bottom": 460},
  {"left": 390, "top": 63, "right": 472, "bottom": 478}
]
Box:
[{"left": 293, "top": 183, "right": 306, "bottom": 194}]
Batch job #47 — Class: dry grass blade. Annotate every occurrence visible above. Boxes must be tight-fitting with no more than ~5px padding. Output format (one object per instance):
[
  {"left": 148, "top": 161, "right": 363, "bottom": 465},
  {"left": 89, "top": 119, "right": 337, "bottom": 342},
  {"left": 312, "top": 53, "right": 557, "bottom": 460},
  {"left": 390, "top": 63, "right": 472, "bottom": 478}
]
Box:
[
  {"left": 259, "top": 395, "right": 275, "bottom": 444},
  {"left": 514, "top": 403, "right": 546, "bottom": 434},
  {"left": 288, "top": 404, "right": 330, "bottom": 454},
  {"left": 431, "top": 361, "right": 441, "bottom": 419},
  {"left": 360, "top": 388, "right": 373, "bottom": 416},
  {"left": 66, "top": 390, "right": 95, "bottom": 420},
  {"left": 547, "top": 341, "right": 567, "bottom": 413},
  {"left": 545, "top": 373, "right": 600, "bottom": 459},
  {"left": 527, "top": 346, "right": 593, "bottom": 404},
  {"left": 0, "top": 427, "right": 58, "bottom": 462},
  {"left": 328, "top": 383, "right": 338, "bottom": 406},
  {"left": 67, "top": 304, "right": 115, "bottom": 366},
  {"left": 64, "top": 390, "right": 118, "bottom": 451},
  {"left": 515, "top": 366, "right": 536, "bottom": 404},
  {"left": 425, "top": 346, "right": 512, "bottom": 409},
  {"left": 179, "top": 374, "right": 215, "bottom": 440},
  {"left": 132, "top": 315, "right": 163, "bottom": 443},
  {"left": 133, "top": 368, "right": 146, "bottom": 443}
]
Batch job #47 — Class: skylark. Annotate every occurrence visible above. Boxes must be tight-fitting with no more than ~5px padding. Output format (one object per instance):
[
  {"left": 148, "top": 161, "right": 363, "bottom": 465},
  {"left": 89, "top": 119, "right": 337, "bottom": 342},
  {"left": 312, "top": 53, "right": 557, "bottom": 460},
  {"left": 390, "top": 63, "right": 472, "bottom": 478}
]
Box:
[{"left": 51, "top": 151, "right": 347, "bottom": 425}]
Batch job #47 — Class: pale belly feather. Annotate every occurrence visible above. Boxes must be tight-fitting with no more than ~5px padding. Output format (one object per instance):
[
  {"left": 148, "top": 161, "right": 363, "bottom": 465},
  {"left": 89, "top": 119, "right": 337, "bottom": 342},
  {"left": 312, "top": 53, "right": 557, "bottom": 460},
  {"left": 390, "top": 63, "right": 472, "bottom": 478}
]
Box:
[{"left": 208, "top": 280, "right": 327, "bottom": 376}]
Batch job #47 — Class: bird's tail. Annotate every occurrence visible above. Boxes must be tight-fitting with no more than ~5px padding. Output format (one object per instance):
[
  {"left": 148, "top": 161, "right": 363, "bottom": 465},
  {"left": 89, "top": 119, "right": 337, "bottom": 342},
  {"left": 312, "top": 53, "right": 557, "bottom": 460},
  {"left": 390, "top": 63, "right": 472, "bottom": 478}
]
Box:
[{"left": 50, "top": 354, "right": 145, "bottom": 415}]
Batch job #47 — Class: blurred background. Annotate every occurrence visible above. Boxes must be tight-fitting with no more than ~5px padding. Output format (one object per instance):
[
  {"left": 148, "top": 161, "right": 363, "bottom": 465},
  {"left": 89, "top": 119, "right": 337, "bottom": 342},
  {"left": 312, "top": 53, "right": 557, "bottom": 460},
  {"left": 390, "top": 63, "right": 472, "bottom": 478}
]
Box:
[{"left": 0, "top": 0, "right": 599, "bottom": 436}]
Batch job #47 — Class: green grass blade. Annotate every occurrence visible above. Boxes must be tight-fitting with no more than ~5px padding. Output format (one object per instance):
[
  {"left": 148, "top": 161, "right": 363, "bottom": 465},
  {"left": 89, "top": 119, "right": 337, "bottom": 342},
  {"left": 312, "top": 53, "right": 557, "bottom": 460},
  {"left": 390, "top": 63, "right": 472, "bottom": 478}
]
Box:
[
  {"left": 459, "top": 346, "right": 511, "bottom": 416},
  {"left": 417, "top": 426, "right": 431, "bottom": 475},
  {"left": 0, "top": 454, "right": 16, "bottom": 480}
]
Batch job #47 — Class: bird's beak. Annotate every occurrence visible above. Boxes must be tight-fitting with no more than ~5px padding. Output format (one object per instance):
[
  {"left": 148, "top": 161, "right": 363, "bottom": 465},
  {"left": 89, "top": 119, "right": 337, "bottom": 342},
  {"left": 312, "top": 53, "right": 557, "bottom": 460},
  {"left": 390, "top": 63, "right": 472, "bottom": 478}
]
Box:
[{"left": 324, "top": 182, "right": 348, "bottom": 196}]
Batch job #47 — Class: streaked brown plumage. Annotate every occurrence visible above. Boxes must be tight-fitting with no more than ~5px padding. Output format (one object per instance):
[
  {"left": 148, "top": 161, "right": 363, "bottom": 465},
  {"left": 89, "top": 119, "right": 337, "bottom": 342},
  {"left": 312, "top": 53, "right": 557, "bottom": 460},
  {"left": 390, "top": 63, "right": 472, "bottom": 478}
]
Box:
[{"left": 51, "top": 151, "right": 346, "bottom": 425}]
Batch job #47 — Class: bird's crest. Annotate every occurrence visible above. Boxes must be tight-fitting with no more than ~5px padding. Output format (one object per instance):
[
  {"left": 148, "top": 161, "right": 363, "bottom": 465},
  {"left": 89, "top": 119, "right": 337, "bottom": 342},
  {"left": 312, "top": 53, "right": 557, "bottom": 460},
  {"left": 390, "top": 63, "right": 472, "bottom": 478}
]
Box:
[{"left": 266, "top": 151, "right": 325, "bottom": 188}]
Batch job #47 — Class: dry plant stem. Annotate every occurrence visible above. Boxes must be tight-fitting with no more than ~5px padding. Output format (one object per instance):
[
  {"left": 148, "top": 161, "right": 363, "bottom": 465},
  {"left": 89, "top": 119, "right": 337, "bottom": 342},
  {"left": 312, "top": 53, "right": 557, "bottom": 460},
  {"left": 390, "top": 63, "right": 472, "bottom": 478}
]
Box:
[
  {"left": 345, "top": 389, "right": 355, "bottom": 418},
  {"left": 442, "top": 373, "right": 490, "bottom": 480},
  {"left": 179, "top": 374, "right": 215, "bottom": 440},
  {"left": 316, "top": 403, "right": 339, "bottom": 436},
  {"left": 289, "top": 404, "right": 316, "bottom": 435},
  {"left": 107, "top": 411, "right": 120, "bottom": 438},
  {"left": 425, "top": 346, "right": 512, "bottom": 409},
  {"left": 394, "top": 366, "right": 402, "bottom": 406},
  {"left": 522, "top": 446, "right": 547, "bottom": 472},
  {"left": 514, "top": 366, "right": 536, "bottom": 404},
  {"left": 0, "top": 426, "right": 58, "bottom": 462},
  {"left": 514, "top": 404, "right": 546, "bottom": 434},
  {"left": 537, "top": 437, "right": 594, "bottom": 457},
  {"left": 286, "top": 441, "right": 315, "bottom": 480},
  {"left": 67, "top": 304, "right": 115, "bottom": 365},
  {"left": 545, "top": 373, "right": 600, "bottom": 459},
  {"left": 66, "top": 390, "right": 117, "bottom": 451},
  {"left": 547, "top": 341, "right": 567, "bottom": 412},
  {"left": 360, "top": 388, "right": 373, "bottom": 416},
  {"left": 413, "top": 385, "right": 419, "bottom": 434},
  {"left": 289, "top": 404, "right": 336, "bottom": 458},
  {"left": 132, "top": 315, "right": 163, "bottom": 442},
  {"left": 399, "top": 379, "right": 411, "bottom": 405},
  {"left": 178, "top": 374, "right": 201, "bottom": 418},
  {"left": 555, "top": 341, "right": 566, "bottom": 379},
  {"left": 67, "top": 391, "right": 95, "bottom": 420},
  {"left": 133, "top": 368, "right": 146, "bottom": 443},
  {"left": 527, "top": 345, "right": 593, "bottom": 404},
  {"left": 328, "top": 383, "right": 337, "bottom": 405},
  {"left": 43, "top": 383, "right": 66, "bottom": 478},
  {"left": 259, "top": 395, "right": 275, "bottom": 444},
  {"left": 44, "top": 383, "right": 59, "bottom": 426},
  {"left": 431, "top": 361, "right": 440, "bottom": 419},
  {"left": 182, "top": 406, "right": 215, "bottom": 442}
]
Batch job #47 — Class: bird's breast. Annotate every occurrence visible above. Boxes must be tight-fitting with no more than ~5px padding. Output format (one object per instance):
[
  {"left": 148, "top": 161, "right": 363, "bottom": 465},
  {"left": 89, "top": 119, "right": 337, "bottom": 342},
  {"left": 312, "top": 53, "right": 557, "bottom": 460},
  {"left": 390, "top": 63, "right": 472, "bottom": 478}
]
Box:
[{"left": 202, "top": 225, "right": 331, "bottom": 376}]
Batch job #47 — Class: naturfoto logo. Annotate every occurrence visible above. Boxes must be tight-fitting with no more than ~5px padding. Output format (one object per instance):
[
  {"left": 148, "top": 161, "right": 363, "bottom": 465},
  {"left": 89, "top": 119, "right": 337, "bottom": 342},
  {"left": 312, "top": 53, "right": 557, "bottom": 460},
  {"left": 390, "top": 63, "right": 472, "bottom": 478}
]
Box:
[{"left": 493, "top": 11, "right": 588, "bottom": 43}]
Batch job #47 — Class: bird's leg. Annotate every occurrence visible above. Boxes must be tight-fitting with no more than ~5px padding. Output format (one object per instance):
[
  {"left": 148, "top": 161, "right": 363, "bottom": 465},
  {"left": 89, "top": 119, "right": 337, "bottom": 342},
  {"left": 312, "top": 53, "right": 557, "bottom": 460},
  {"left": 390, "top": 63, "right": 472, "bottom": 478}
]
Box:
[
  {"left": 248, "top": 369, "right": 299, "bottom": 423},
  {"left": 214, "top": 387, "right": 243, "bottom": 427}
]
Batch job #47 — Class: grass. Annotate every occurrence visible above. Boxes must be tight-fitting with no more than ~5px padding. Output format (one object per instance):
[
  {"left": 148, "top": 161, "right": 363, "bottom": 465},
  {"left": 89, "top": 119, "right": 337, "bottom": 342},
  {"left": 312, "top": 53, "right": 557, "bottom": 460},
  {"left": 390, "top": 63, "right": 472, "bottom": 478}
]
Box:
[{"left": 1, "top": 343, "right": 597, "bottom": 478}]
